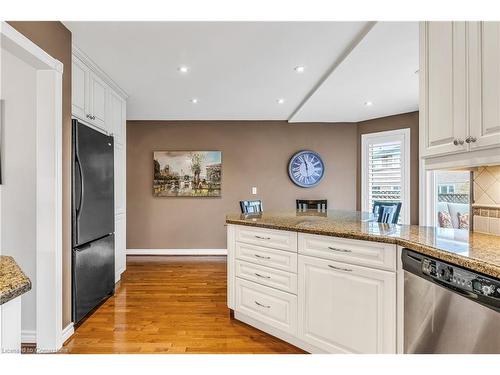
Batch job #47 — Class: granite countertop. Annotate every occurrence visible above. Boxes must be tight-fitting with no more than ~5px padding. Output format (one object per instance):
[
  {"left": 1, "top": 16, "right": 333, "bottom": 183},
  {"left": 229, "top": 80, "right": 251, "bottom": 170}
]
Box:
[
  {"left": 226, "top": 210, "right": 500, "bottom": 279},
  {"left": 0, "top": 256, "right": 32, "bottom": 305}
]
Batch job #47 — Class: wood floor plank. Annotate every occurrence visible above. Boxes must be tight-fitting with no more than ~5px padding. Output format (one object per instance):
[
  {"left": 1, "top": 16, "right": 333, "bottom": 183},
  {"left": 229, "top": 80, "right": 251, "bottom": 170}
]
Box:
[{"left": 62, "top": 255, "right": 305, "bottom": 354}]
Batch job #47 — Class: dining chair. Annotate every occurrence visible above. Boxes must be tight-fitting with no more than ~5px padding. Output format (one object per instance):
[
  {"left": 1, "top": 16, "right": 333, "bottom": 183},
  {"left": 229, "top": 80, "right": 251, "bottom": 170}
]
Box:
[
  {"left": 372, "top": 201, "right": 402, "bottom": 224},
  {"left": 296, "top": 199, "right": 327, "bottom": 211},
  {"left": 240, "top": 200, "right": 263, "bottom": 214}
]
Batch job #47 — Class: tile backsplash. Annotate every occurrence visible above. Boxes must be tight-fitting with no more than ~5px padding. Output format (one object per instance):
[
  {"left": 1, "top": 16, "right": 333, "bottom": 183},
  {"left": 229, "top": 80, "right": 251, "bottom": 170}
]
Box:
[{"left": 473, "top": 165, "right": 500, "bottom": 235}]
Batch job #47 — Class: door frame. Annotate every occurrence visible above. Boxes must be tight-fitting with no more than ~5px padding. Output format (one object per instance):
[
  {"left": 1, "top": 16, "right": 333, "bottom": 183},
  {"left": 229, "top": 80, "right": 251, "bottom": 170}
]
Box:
[{"left": 1, "top": 22, "right": 64, "bottom": 351}]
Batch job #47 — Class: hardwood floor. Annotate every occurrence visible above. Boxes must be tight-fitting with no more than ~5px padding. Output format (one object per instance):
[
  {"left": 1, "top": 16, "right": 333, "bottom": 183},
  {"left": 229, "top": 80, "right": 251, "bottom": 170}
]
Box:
[{"left": 62, "top": 256, "right": 305, "bottom": 354}]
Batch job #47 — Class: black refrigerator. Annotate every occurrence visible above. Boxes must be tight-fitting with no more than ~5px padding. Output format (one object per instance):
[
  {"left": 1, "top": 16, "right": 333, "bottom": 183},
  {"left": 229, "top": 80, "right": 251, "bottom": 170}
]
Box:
[{"left": 72, "top": 119, "right": 115, "bottom": 324}]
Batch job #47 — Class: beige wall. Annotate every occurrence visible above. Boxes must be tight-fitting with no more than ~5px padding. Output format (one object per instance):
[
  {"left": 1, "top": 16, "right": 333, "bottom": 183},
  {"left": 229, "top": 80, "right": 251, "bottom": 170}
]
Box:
[
  {"left": 8, "top": 21, "right": 73, "bottom": 327},
  {"left": 357, "top": 111, "right": 420, "bottom": 224},
  {"left": 127, "top": 121, "right": 358, "bottom": 249}
]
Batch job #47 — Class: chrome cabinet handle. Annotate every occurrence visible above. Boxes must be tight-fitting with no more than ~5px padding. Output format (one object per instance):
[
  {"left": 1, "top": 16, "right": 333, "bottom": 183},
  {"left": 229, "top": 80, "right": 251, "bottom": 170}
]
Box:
[
  {"left": 255, "top": 301, "right": 271, "bottom": 308},
  {"left": 254, "top": 254, "right": 271, "bottom": 260},
  {"left": 328, "top": 264, "right": 353, "bottom": 272},
  {"left": 255, "top": 235, "right": 271, "bottom": 240},
  {"left": 86, "top": 114, "right": 91, "bottom": 119},
  {"left": 453, "top": 139, "right": 464, "bottom": 146},
  {"left": 255, "top": 273, "right": 271, "bottom": 279},
  {"left": 328, "top": 246, "right": 352, "bottom": 253},
  {"left": 465, "top": 136, "right": 477, "bottom": 144}
]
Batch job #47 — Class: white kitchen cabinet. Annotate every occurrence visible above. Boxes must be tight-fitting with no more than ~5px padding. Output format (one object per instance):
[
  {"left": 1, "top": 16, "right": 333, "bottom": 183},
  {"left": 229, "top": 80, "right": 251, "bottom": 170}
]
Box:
[
  {"left": 420, "top": 21, "right": 500, "bottom": 161},
  {"left": 108, "top": 90, "right": 126, "bottom": 144},
  {"left": 115, "top": 213, "right": 126, "bottom": 282},
  {"left": 71, "top": 55, "right": 109, "bottom": 133},
  {"left": 88, "top": 71, "right": 107, "bottom": 131},
  {"left": 468, "top": 21, "right": 500, "bottom": 150},
  {"left": 420, "top": 22, "right": 468, "bottom": 158},
  {"left": 71, "top": 56, "right": 88, "bottom": 121},
  {"left": 298, "top": 255, "right": 396, "bottom": 353}
]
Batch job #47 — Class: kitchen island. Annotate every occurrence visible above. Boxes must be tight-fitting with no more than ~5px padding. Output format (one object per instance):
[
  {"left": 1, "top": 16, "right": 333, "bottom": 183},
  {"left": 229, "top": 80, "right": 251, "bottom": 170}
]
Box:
[{"left": 225, "top": 210, "right": 500, "bottom": 354}]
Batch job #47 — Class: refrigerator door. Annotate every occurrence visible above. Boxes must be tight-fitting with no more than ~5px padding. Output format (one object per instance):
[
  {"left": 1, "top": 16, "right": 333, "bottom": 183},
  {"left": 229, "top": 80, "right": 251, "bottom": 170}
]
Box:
[
  {"left": 73, "top": 119, "right": 114, "bottom": 247},
  {"left": 72, "top": 234, "right": 115, "bottom": 323}
]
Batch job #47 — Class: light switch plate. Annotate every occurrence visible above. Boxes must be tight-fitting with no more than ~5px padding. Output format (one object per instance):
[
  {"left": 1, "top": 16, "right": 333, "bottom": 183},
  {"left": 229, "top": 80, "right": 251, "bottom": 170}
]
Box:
[{"left": 252, "top": 187, "right": 257, "bottom": 195}]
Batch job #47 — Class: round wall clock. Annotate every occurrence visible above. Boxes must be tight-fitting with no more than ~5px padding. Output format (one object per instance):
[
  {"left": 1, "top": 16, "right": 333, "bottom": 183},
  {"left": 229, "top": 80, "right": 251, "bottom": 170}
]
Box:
[{"left": 288, "top": 150, "right": 325, "bottom": 188}]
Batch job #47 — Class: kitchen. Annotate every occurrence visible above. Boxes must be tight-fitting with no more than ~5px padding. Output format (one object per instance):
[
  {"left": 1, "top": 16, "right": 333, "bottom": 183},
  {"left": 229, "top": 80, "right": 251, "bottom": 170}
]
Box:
[{"left": 0, "top": 3, "right": 500, "bottom": 369}]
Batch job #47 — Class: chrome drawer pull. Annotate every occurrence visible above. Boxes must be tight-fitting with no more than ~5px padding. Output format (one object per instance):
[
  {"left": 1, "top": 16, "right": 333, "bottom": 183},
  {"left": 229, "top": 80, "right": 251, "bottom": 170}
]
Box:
[
  {"left": 255, "top": 273, "right": 271, "bottom": 279},
  {"left": 328, "top": 246, "right": 351, "bottom": 253},
  {"left": 255, "top": 235, "right": 271, "bottom": 240},
  {"left": 255, "top": 301, "right": 271, "bottom": 308},
  {"left": 328, "top": 264, "right": 353, "bottom": 272},
  {"left": 254, "top": 254, "right": 271, "bottom": 260}
]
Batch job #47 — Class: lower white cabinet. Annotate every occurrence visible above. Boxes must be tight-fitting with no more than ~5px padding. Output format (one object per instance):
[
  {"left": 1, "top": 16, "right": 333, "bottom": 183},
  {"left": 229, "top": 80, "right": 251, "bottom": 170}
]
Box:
[
  {"left": 297, "top": 254, "right": 396, "bottom": 353},
  {"left": 235, "top": 277, "right": 297, "bottom": 335}
]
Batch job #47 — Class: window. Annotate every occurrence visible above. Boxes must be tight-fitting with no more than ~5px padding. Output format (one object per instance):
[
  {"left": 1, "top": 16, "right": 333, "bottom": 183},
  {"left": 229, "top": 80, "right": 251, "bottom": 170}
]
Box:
[
  {"left": 433, "top": 170, "right": 471, "bottom": 229},
  {"left": 361, "top": 129, "right": 411, "bottom": 224}
]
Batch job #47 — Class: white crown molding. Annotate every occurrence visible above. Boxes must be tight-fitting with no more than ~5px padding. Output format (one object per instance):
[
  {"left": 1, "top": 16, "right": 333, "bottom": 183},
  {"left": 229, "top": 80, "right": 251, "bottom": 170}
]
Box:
[
  {"left": 72, "top": 44, "right": 129, "bottom": 100},
  {"left": 127, "top": 249, "right": 227, "bottom": 256}
]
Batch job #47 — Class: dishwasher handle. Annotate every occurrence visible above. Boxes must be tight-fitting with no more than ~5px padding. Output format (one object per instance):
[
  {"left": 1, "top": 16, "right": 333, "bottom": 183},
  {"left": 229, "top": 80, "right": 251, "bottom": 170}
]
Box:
[{"left": 401, "top": 248, "right": 424, "bottom": 276}]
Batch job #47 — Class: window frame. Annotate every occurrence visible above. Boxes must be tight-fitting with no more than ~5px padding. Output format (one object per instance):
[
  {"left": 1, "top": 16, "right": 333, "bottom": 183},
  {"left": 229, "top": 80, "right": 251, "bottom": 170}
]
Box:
[{"left": 361, "top": 128, "right": 411, "bottom": 225}]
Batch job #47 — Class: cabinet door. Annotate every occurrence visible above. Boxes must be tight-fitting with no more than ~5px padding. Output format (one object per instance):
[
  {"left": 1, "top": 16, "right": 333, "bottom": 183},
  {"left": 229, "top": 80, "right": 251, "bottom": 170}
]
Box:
[
  {"left": 420, "top": 22, "right": 468, "bottom": 157},
  {"left": 298, "top": 255, "right": 396, "bottom": 353},
  {"left": 115, "top": 213, "right": 126, "bottom": 282},
  {"left": 88, "top": 71, "right": 107, "bottom": 131},
  {"left": 108, "top": 91, "right": 125, "bottom": 144},
  {"left": 469, "top": 22, "right": 500, "bottom": 150},
  {"left": 72, "top": 57, "right": 88, "bottom": 121},
  {"left": 114, "top": 142, "right": 126, "bottom": 215}
]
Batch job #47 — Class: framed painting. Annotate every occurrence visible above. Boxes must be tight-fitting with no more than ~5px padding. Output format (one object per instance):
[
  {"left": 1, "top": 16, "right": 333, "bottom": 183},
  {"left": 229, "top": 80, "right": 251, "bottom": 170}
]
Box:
[{"left": 153, "top": 151, "right": 222, "bottom": 197}]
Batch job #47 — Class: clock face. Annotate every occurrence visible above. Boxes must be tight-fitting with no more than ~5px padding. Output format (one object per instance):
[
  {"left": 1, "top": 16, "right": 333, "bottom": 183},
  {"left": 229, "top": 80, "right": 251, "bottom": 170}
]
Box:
[{"left": 288, "top": 150, "right": 325, "bottom": 188}]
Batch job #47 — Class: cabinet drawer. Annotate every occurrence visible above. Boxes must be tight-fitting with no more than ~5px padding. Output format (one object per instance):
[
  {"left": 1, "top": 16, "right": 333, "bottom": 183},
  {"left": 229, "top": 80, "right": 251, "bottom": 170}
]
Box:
[
  {"left": 235, "top": 260, "right": 297, "bottom": 294},
  {"left": 235, "top": 242, "right": 297, "bottom": 273},
  {"left": 235, "top": 225, "right": 297, "bottom": 252},
  {"left": 298, "top": 233, "right": 396, "bottom": 271},
  {"left": 235, "top": 278, "right": 297, "bottom": 335}
]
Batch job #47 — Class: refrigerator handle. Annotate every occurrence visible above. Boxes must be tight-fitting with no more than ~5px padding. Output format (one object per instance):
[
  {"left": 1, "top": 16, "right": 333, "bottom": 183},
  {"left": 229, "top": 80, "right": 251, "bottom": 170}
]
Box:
[{"left": 75, "top": 155, "right": 84, "bottom": 218}]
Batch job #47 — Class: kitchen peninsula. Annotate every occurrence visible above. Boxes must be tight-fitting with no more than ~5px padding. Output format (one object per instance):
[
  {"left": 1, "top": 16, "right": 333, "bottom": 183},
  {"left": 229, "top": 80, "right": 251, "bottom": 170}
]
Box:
[{"left": 226, "top": 210, "right": 500, "bottom": 354}]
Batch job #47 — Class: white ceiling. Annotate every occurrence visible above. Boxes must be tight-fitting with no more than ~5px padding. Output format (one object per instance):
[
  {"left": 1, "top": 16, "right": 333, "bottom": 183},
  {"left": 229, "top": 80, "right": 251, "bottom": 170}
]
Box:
[
  {"left": 63, "top": 21, "right": 419, "bottom": 122},
  {"left": 289, "top": 22, "right": 419, "bottom": 122}
]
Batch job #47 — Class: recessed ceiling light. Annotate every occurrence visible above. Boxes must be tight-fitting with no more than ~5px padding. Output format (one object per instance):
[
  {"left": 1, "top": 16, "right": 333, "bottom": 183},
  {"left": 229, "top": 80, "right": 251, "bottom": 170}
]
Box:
[
  {"left": 277, "top": 98, "right": 285, "bottom": 104},
  {"left": 294, "top": 66, "right": 305, "bottom": 73},
  {"left": 364, "top": 101, "right": 373, "bottom": 107},
  {"left": 190, "top": 98, "right": 198, "bottom": 104},
  {"left": 178, "top": 66, "right": 189, "bottom": 73}
]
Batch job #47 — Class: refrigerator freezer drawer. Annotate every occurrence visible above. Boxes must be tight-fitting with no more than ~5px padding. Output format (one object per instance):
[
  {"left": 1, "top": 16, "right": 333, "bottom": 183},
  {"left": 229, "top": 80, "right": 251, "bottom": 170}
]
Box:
[{"left": 72, "top": 234, "right": 115, "bottom": 323}]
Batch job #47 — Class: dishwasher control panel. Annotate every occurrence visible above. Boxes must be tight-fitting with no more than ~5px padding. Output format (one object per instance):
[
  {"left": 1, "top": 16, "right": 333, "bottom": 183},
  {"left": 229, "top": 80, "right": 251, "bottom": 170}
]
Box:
[{"left": 422, "top": 258, "right": 500, "bottom": 298}]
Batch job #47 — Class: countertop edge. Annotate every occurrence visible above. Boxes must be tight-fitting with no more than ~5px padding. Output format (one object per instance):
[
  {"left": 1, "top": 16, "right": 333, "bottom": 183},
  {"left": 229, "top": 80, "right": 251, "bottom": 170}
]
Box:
[
  {"left": 0, "top": 256, "right": 32, "bottom": 306},
  {"left": 226, "top": 219, "right": 500, "bottom": 279}
]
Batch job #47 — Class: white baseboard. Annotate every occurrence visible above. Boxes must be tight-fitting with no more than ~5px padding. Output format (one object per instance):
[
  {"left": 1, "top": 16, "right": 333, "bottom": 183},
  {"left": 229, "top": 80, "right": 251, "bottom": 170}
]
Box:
[
  {"left": 126, "top": 248, "right": 227, "bottom": 256},
  {"left": 61, "top": 323, "right": 74, "bottom": 344},
  {"left": 21, "top": 330, "right": 36, "bottom": 344}
]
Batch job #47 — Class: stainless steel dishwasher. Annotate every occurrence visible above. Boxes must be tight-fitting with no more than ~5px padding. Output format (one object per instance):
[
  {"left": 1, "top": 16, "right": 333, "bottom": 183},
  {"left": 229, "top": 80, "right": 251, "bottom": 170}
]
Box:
[{"left": 402, "top": 248, "right": 500, "bottom": 354}]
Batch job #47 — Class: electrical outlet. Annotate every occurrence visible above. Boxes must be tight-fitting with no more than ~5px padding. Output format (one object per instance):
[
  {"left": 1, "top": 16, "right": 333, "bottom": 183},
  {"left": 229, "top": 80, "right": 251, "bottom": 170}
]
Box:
[{"left": 252, "top": 187, "right": 257, "bottom": 195}]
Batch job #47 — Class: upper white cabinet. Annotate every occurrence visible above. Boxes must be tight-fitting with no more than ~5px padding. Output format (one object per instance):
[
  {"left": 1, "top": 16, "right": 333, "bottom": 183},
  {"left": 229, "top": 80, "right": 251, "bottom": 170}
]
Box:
[
  {"left": 420, "top": 22, "right": 467, "bottom": 157},
  {"left": 71, "top": 56, "right": 88, "bottom": 121},
  {"left": 468, "top": 22, "right": 500, "bottom": 150},
  {"left": 421, "top": 21, "right": 500, "bottom": 159},
  {"left": 298, "top": 255, "right": 396, "bottom": 354},
  {"left": 108, "top": 90, "right": 126, "bottom": 145},
  {"left": 88, "top": 71, "right": 107, "bottom": 131}
]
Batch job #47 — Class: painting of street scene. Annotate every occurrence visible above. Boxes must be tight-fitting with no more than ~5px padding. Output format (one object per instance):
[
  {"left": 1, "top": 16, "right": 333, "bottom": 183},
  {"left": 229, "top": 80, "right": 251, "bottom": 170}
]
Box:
[{"left": 153, "top": 151, "right": 222, "bottom": 197}]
